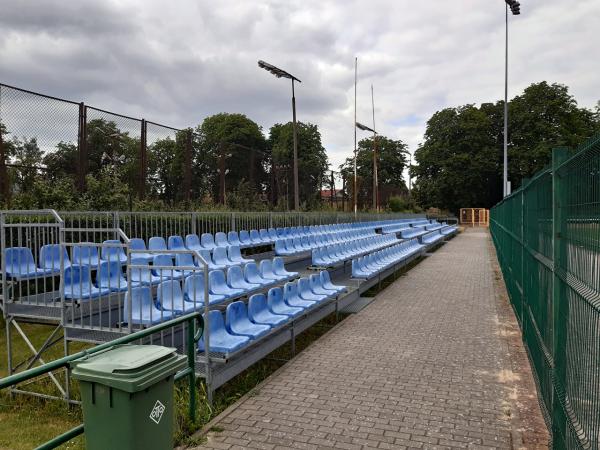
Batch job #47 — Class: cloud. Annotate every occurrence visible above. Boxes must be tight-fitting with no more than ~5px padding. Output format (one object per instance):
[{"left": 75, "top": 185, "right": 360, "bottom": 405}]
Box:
[{"left": 1, "top": 0, "right": 598, "bottom": 182}]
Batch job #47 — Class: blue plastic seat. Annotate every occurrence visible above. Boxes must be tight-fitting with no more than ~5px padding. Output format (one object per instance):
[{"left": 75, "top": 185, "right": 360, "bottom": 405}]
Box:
[
  {"left": 152, "top": 254, "right": 184, "bottom": 280},
  {"left": 184, "top": 273, "right": 226, "bottom": 305},
  {"left": 259, "top": 259, "right": 286, "bottom": 282},
  {"left": 4, "top": 247, "right": 53, "bottom": 279},
  {"left": 248, "top": 294, "right": 288, "bottom": 326},
  {"left": 227, "top": 265, "right": 260, "bottom": 291},
  {"left": 352, "top": 258, "right": 372, "bottom": 278},
  {"left": 72, "top": 243, "right": 101, "bottom": 268},
  {"left": 215, "top": 232, "right": 229, "bottom": 248},
  {"left": 259, "top": 229, "right": 272, "bottom": 243},
  {"left": 226, "top": 301, "right": 271, "bottom": 339},
  {"left": 212, "top": 246, "right": 238, "bottom": 268},
  {"left": 275, "top": 239, "right": 293, "bottom": 256},
  {"left": 209, "top": 270, "right": 244, "bottom": 298},
  {"left": 185, "top": 234, "right": 203, "bottom": 252},
  {"left": 309, "top": 274, "right": 335, "bottom": 297},
  {"left": 228, "top": 245, "right": 253, "bottom": 264},
  {"left": 101, "top": 239, "right": 127, "bottom": 264},
  {"left": 283, "top": 282, "right": 316, "bottom": 308},
  {"left": 273, "top": 257, "right": 298, "bottom": 279},
  {"left": 129, "top": 238, "right": 154, "bottom": 263},
  {"left": 174, "top": 253, "right": 199, "bottom": 277},
  {"left": 238, "top": 230, "right": 252, "bottom": 247},
  {"left": 39, "top": 244, "right": 71, "bottom": 273},
  {"left": 97, "top": 261, "right": 135, "bottom": 292},
  {"left": 129, "top": 258, "right": 162, "bottom": 285},
  {"left": 249, "top": 229, "right": 263, "bottom": 245},
  {"left": 320, "top": 270, "right": 347, "bottom": 293},
  {"left": 198, "top": 310, "right": 250, "bottom": 354},
  {"left": 148, "top": 237, "right": 173, "bottom": 257},
  {"left": 298, "top": 277, "right": 328, "bottom": 302},
  {"left": 267, "top": 287, "right": 303, "bottom": 317},
  {"left": 124, "top": 286, "right": 176, "bottom": 326},
  {"left": 157, "top": 280, "right": 195, "bottom": 313},
  {"left": 198, "top": 249, "right": 227, "bottom": 271},
  {"left": 227, "top": 231, "right": 242, "bottom": 247},
  {"left": 168, "top": 235, "right": 186, "bottom": 252},
  {"left": 201, "top": 233, "right": 217, "bottom": 251},
  {"left": 244, "top": 262, "right": 275, "bottom": 287},
  {"left": 268, "top": 228, "right": 278, "bottom": 241},
  {"left": 63, "top": 265, "right": 111, "bottom": 300}
]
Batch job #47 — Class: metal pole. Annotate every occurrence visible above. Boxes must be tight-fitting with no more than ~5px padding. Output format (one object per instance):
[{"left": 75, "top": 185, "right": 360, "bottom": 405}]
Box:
[
  {"left": 184, "top": 130, "right": 192, "bottom": 202},
  {"left": 330, "top": 170, "right": 334, "bottom": 208},
  {"left": 371, "top": 84, "right": 377, "bottom": 211},
  {"left": 408, "top": 153, "right": 412, "bottom": 194},
  {"left": 292, "top": 79, "right": 300, "bottom": 211},
  {"left": 77, "top": 103, "right": 87, "bottom": 193},
  {"left": 503, "top": 3, "right": 508, "bottom": 197},
  {"left": 139, "top": 119, "right": 147, "bottom": 199},
  {"left": 353, "top": 57, "right": 358, "bottom": 217},
  {"left": 219, "top": 143, "right": 225, "bottom": 205}
]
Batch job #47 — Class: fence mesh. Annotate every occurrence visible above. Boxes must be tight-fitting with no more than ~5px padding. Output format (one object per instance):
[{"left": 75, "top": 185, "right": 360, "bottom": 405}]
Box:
[{"left": 490, "top": 133, "right": 600, "bottom": 450}]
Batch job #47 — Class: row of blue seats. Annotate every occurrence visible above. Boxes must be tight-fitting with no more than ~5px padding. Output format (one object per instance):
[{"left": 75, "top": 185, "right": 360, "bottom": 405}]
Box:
[
  {"left": 275, "top": 229, "right": 377, "bottom": 257},
  {"left": 63, "top": 257, "right": 296, "bottom": 301},
  {"left": 3, "top": 241, "right": 256, "bottom": 279},
  {"left": 440, "top": 224, "right": 458, "bottom": 235},
  {"left": 3, "top": 218, "right": 426, "bottom": 279},
  {"left": 421, "top": 229, "right": 447, "bottom": 245},
  {"left": 380, "top": 219, "right": 434, "bottom": 234},
  {"left": 311, "top": 234, "right": 399, "bottom": 267},
  {"left": 399, "top": 226, "right": 429, "bottom": 239},
  {"left": 197, "top": 271, "right": 347, "bottom": 355},
  {"left": 351, "top": 239, "right": 424, "bottom": 279}
]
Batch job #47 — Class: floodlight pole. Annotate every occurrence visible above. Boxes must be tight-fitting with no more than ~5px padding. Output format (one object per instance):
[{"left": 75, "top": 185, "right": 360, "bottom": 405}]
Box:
[
  {"left": 503, "top": 2, "right": 508, "bottom": 197},
  {"left": 292, "top": 79, "right": 299, "bottom": 211},
  {"left": 353, "top": 57, "right": 358, "bottom": 217},
  {"left": 371, "top": 84, "right": 378, "bottom": 211},
  {"left": 502, "top": 0, "right": 520, "bottom": 197}
]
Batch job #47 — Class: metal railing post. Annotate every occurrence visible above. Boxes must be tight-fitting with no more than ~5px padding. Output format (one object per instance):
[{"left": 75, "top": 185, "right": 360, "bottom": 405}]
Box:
[{"left": 551, "top": 146, "right": 569, "bottom": 441}]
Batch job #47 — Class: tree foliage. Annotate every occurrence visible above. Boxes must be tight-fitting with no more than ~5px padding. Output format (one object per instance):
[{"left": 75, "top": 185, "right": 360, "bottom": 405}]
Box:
[
  {"left": 196, "top": 113, "right": 268, "bottom": 205},
  {"left": 413, "top": 82, "right": 599, "bottom": 213},
  {"left": 339, "top": 136, "right": 408, "bottom": 209},
  {"left": 268, "top": 122, "right": 328, "bottom": 210}
]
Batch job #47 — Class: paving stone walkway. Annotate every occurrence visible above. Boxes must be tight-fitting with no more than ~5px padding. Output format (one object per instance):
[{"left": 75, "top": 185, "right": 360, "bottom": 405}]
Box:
[{"left": 196, "top": 229, "right": 548, "bottom": 450}]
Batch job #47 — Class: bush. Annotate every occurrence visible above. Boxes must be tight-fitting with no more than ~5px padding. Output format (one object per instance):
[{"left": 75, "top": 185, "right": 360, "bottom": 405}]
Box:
[{"left": 388, "top": 196, "right": 418, "bottom": 212}]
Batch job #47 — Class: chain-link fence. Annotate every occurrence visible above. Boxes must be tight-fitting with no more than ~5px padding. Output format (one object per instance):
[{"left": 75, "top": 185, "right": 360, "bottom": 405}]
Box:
[
  {"left": 0, "top": 83, "right": 274, "bottom": 208},
  {"left": 490, "top": 133, "right": 600, "bottom": 450}
]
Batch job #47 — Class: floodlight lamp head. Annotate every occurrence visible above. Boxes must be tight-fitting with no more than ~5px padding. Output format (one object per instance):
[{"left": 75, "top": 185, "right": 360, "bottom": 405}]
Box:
[{"left": 257, "top": 60, "right": 301, "bottom": 82}]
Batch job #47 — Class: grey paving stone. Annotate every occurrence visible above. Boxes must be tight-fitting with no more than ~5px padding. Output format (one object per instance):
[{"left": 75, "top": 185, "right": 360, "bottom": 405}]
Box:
[{"left": 195, "top": 229, "right": 547, "bottom": 449}]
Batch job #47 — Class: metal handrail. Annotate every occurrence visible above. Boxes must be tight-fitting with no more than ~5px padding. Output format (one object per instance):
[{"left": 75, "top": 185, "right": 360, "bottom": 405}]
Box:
[{"left": 0, "top": 312, "right": 204, "bottom": 450}]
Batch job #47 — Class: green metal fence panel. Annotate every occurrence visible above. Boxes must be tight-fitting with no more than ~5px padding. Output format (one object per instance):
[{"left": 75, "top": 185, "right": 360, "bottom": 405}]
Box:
[{"left": 490, "top": 133, "right": 600, "bottom": 450}]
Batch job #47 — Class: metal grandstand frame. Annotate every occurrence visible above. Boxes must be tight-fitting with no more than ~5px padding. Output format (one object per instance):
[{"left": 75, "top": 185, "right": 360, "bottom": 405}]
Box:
[{"left": 1, "top": 209, "right": 457, "bottom": 404}]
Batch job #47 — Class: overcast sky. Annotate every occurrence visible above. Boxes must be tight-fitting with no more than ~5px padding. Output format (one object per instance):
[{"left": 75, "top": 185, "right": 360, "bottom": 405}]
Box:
[{"left": 1, "top": 0, "right": 598, "bottom": 177}]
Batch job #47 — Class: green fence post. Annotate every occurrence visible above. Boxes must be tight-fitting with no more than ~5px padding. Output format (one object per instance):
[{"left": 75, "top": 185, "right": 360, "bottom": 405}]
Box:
[
  {"left": 551, "top": 146, "right": 569, "bottom": 443},
  {"left": 519, "top": 178, "right": 530, "bottom": 325}
]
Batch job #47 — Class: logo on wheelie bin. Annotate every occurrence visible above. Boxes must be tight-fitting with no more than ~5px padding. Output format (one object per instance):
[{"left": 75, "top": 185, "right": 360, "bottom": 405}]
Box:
[{"left": 150, "top": 400, "right": 166, "bottom": 424}]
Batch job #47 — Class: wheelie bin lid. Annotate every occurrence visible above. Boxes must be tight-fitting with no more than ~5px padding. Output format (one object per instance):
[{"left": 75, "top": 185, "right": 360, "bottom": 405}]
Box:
[{"left": 71, "top": 344, "right": 187, "bottom": 393}]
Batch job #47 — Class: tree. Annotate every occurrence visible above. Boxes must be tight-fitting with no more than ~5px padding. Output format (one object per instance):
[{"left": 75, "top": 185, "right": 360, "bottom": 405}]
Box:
[
  {"left": 413, "top": 82, "right": 600, "bottom": 213},
  {"left": 339, "top": 136, "right": 408, "bottom": 209},
  {"left": 196, "top": 113, "right": 268, "bottom": 206},
  {"left": 9, "top": 137, "right": 43, "bottom": 193},
  {"left": 268, "top": 122, "right": 329, "bottom": 210},
  {"left": 508, "top": 82, "right": 598, "bottom": 181}
]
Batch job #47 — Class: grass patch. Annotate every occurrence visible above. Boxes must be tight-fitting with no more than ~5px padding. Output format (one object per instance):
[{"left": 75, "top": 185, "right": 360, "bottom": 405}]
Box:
[{"left": 0, "top": 312, "right": 347, "bottom": 449}]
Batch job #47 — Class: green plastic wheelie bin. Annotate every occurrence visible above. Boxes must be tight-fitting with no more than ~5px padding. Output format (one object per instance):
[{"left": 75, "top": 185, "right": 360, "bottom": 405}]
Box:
[{"left": 71, "top": 344, "right": 187, "bottom": 450}]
